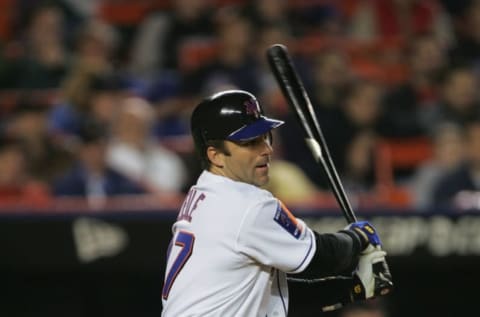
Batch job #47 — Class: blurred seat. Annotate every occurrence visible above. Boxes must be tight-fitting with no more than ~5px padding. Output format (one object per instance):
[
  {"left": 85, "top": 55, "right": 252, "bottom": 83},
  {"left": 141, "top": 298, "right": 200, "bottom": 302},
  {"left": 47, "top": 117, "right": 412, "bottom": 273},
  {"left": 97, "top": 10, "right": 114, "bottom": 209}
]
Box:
[
  {"left": 99, "top": 0, "right": 168, "bottom": 26},
  {"left": 0, "top": 0, "right": 14, "bottom": 41},
  {"left": 375, "top": 137, "right": 433, "bottom": 186},
  {"left": 213, "top": 0, "right": 246, "bottom": 5},
  {"left": 158, "top": 135, "right": 194, "bottom": 155},
  {"left": 373, "top": 137, "right": 433, "bottom": 208},
  {"left": 0, "top": 89, "right": 60, "bottom": 115},
  {"left": 178, "top": 39, "right": 218, "bottom": 72},
  {"left": 350, "top": 58, "right": 409, "bottom": 85},
  {"left": 293, "top": 33, "right": 410, "bottom": 85},
  {"left": 293, "top": 33, "right": 344, "bottom": 56}
]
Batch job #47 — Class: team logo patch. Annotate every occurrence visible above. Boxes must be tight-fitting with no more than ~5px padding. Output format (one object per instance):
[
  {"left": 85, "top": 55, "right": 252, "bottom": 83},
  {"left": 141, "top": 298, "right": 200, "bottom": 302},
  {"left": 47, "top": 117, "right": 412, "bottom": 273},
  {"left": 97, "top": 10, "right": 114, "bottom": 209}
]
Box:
[
  {"left": 274, "top": 202, "right": 303, "bottom": 239},
  {"left": 244, "top": 98, "right": 260, "bottom": 118}
]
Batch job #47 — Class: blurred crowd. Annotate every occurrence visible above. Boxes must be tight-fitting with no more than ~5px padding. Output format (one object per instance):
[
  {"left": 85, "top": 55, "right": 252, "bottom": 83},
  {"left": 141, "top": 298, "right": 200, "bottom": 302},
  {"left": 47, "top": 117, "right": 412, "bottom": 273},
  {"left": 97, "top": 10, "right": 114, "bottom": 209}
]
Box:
[{"left": 1, "top": 0, "right": 480, "bottom": 212}]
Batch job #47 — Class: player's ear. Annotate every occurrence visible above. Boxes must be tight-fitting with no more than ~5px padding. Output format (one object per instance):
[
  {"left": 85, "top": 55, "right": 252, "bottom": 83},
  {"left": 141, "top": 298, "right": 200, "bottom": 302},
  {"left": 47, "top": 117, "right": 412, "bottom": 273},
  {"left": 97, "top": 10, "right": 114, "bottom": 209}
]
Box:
[{"left": 207, "top": 145, "right": 225, "bottom": 168}]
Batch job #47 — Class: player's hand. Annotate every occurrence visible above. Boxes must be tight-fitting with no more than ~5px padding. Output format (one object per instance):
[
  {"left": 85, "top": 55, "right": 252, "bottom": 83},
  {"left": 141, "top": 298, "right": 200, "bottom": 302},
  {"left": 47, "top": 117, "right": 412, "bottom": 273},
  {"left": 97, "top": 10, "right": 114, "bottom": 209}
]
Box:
[
  {"left": 345, "top": 221, "right": 381, "bottom": 252},
  {"left": 351, "top": 248, "right": 388, "bottom": 300},
  {"left": 344, "top": 221, "right": 393, "bottom": 299}
]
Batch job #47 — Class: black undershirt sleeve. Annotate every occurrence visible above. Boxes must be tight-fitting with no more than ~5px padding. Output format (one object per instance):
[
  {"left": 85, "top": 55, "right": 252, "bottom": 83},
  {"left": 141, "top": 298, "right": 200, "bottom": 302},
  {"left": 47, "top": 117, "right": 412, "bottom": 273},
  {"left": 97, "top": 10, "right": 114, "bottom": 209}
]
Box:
[
  {"left": 286, "top": 229, "right": 369, "bottom": 311},
  {"left": 294, "top": 229, "right": 367, "bottom": 279}
]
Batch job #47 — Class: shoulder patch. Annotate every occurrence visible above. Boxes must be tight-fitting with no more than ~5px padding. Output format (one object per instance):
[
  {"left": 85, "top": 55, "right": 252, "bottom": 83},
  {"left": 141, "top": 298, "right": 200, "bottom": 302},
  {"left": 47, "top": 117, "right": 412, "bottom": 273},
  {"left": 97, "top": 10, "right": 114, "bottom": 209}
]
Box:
[{"left": 273, "top": 202, "right": 303, "bottom": 239}]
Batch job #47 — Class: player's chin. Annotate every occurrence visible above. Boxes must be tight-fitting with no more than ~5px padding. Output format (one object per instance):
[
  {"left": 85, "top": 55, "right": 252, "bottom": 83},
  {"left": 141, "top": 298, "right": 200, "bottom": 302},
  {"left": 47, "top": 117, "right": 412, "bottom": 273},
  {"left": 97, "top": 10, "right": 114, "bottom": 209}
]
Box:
[
  {"left": 254, "top": 169, "right": 270, "bottom": 187},
  {"left": 254, "top": 176, "right": 270, "bottom": 187}
]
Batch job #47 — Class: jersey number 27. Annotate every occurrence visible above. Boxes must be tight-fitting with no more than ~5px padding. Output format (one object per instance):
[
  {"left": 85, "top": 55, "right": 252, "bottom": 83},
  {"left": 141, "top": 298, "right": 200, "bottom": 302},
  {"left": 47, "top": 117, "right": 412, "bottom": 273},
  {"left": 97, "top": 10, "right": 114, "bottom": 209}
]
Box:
[{"left": 162, "top": 231, "right": 195, "bottom": 299}]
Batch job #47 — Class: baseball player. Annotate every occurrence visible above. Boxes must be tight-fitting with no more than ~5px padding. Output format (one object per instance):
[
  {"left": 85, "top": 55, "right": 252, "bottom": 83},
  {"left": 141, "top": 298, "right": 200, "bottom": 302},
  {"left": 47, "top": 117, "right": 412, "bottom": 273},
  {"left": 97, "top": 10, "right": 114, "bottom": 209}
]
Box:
[{"left": 161, "top": 90, "right": 390, "bottom": 316}]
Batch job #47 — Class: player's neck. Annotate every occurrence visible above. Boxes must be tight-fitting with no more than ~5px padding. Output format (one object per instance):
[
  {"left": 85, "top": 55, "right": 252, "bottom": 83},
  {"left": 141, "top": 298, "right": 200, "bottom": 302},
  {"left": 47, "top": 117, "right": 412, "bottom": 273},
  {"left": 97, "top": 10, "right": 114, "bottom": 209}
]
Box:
[{"left": 209, "top": 165, "right": 229, "bottom": 179}]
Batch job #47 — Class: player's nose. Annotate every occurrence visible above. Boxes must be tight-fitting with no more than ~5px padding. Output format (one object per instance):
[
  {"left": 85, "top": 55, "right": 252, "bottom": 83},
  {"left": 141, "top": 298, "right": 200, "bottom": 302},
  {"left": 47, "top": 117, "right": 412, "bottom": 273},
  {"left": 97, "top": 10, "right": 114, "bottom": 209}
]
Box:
[{"left": 260, "top": 138, "right": 273, "bottom": 156}]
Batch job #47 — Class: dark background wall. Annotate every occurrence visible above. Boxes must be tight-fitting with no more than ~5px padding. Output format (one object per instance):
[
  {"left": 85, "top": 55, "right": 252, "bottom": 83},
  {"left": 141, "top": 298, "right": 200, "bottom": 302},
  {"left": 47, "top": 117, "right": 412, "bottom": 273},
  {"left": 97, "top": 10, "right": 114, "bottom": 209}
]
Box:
[{"left": 1, "top": 210, "right": 478, "bottom": 317}]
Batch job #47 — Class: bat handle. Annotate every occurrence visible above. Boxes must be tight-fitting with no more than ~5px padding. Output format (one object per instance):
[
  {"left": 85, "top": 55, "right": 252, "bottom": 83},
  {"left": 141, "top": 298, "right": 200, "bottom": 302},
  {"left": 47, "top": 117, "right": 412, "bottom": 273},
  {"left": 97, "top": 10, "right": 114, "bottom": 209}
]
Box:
[{"left": 372, "top": 248, "right": 394, "bottom": 296}]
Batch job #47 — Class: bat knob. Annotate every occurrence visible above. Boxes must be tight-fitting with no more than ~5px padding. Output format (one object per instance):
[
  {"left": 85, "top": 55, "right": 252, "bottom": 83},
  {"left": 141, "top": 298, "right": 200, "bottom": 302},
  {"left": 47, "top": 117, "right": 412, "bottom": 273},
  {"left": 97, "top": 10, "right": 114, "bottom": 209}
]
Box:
[{"left": 373, "top": 260, "right": 394, "bottom": 297}]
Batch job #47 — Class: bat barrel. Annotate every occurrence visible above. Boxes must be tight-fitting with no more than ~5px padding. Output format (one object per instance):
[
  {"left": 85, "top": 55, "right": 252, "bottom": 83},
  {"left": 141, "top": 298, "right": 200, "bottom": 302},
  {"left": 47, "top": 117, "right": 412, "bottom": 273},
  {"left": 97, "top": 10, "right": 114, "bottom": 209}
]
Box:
[{"left": 267, "top": 44, "right": 357, "bottom": 223}]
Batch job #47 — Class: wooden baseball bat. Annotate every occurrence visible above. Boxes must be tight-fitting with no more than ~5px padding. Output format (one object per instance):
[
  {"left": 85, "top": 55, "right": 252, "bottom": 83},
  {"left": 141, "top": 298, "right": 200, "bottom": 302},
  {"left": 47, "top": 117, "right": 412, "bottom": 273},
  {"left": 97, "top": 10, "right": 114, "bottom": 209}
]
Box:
[
  {"left": 267, "top": 44, "right": 393, "bottom": 297},
  {"left": 266, "top": 43, "right": 357, "bottom": 223}
]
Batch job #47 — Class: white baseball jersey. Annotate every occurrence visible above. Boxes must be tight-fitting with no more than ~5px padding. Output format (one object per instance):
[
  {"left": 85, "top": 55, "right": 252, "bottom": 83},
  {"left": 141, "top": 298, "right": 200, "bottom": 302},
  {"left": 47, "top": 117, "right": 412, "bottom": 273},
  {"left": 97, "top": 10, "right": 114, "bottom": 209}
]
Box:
[{"left": 161, "top": 171, "right": 317, "bottom": 317}]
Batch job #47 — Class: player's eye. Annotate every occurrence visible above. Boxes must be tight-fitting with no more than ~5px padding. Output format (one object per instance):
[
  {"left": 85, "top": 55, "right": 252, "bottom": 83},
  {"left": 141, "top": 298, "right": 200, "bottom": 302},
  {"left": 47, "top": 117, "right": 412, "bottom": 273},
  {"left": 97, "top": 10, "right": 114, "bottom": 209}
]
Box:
[
  {"left": 237, "top": 138, "right": 259, "bottom": 147},
  {"left": 238, "top": 134, "right": 271, "bottom": 147}
]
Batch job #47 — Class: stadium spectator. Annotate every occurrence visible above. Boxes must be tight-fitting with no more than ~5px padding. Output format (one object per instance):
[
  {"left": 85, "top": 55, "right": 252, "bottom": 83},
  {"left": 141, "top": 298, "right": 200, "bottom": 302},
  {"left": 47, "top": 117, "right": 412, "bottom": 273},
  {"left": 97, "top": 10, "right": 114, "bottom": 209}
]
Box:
[
  {"left": 48, "top": 71, "right": 122, "bottom": 139},
  {"left": 86, "top": 75, "right": 125, "bottom": 130},
  {"left": 107, "top": 97, "right": 187, "bottom": 193},
  {"left": 339, "top": 80, "right": 384, "bottom": 170},
  {"left": 0, "top": 43, "right": 8, "bottom": 88},
  {"left": 0, "top": 137, "right": 50, "bottom": 206},
  {"left": 253, "top": 23, "right": 295, "bottom": 117},
  {"left": 73, "top": 18, "right": 118, "bottom": 73},
  {"left": 129, "top": 0, "right": 214, "bottom": 76},
  {"left": 426, "top": 66, "right": 480, "bottom": 135},
  {"left": 157, "top": 1, "right": 252, "bottom": 184},
  {"left": 379, "top": 33, "right": 448, "bottom": 138},
  {"left": 342, "top": 131, "right": 378, "bottom": 194},
  {"left": 53, "top": 121, "right": 145, "bottom": 207},
  {"left": 326, "top": 80, "right": 384, "bottom": 194},
  {"left": 0, "top": 0, "right": 477, "bottom": 213},
  {"left": 147, "top": 72, "right": 192, "bottom": 145},
  {"left": 311, "top": 49, "right": 353, "bottom": 113},
  {"left": 409, "top": 123, "right": 465, "bottom": 210},
  {"left": 7, "top": 100, "right": 73, "bottom": 184},
  {"left": 181, "top": 7, "right": 259, "bottom": 96},
  {"left": 294, "top": 0, "right": 344, "bottom": 36},
  {"left": 279, "top": 49, "right": 353, "bottom": 189},
  {"left": 244, "top": 0, "right": 291, "bottom": 31},
  {"left": 449, "top": 0, "right": 480, "bottom": 69},
  {"left": 160, "top": 0, "right": 215, "bottom": 71},
  {"left": 432, "top": 119, "right": 480, "bottom": 209},
  {"left": 3, "top": 3, "right": 69, "bottom": 89},
  {"left": 347, "top": 0, "right": 453, "bottom": 45}
]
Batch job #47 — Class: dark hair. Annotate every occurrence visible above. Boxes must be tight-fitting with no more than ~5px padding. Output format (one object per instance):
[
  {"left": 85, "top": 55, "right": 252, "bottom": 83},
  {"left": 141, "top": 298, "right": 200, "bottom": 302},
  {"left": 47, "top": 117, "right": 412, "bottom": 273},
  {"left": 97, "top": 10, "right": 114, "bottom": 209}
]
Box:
[
  {"left": 77, "top": 119, "right": 107, "bottom": 144},
  {"left": 197, "top": 140, "right": 231, "bottom": 170},
  {"left": 439, "top": 65, "right": 474, "bottom": 86},
  {"left": 89, "top": 74, "right": 122, "bottom": 92}
]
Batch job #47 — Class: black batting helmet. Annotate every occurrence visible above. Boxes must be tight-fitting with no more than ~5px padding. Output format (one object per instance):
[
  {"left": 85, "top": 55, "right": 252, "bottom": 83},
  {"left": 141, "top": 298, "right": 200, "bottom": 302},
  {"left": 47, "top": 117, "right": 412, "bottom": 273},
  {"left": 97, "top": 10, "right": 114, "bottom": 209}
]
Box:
[{"left": 191, "top": 90, "right": 284, "bottom": 166}]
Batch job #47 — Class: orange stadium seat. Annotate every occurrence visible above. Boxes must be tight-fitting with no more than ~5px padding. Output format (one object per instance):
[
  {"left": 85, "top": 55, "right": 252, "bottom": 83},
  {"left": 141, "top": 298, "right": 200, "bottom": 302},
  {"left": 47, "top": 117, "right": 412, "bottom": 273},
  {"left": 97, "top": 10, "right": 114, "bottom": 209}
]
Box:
[
  {"left": 0, "top": 89, "right": 60, "bottom": 114},
  {"left": 349, "top": 58, "right": 409, "bottom": 85},
  {"left": 372, "top": 137, "right": 433, "bottom": 207},
  {"left": 178, "top": 39, "right": 218, "bottom": 72},
  {"left": 287, "top": 0, "right": 336, "bottom": 8},
  {"left": 99, "top": 0, "right": 169, "bottom": 25},
  {"left": 350, "top": 59, "right": 386, "bottom": 82},
  {"left": 293, "top": 33, "right": 346, "bottom": 56},
  {"left": 0, "top": 0, "right": 15, "bottom": 41},
  {"left": 213, "top": 0, "right": 247, "bottom": 5},
  {"left": 374, "top": 137, "right": 431, "bottom": 204}
]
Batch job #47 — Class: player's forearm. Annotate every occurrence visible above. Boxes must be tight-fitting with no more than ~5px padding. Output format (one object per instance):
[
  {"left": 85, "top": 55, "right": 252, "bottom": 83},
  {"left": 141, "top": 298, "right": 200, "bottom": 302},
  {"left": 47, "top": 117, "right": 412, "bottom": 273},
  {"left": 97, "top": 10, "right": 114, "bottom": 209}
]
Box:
[
  {"left": 287, "top": 275, "right": 353, "bottom": 311},
  {"left": 295, "top": 230, "right": 366, "bottom": 279}
]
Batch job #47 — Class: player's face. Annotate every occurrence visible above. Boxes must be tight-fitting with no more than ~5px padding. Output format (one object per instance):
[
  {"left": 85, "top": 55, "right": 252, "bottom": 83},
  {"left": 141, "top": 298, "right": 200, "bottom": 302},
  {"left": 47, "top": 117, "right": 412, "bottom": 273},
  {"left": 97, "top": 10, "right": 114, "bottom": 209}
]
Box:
[{"left": 223, "top": 134, "right": 273, "bottom": 187}]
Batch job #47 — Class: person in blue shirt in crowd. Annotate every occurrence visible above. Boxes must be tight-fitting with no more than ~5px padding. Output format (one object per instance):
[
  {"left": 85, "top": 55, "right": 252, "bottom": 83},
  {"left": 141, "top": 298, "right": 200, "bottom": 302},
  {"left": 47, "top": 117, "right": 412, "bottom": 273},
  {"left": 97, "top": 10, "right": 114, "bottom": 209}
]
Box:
[
  {"left": 53, "top": 120, "right": 145, "bottom": 200},
  {"left": 433, "top": 118, "right": 480, "bottom": 209}
]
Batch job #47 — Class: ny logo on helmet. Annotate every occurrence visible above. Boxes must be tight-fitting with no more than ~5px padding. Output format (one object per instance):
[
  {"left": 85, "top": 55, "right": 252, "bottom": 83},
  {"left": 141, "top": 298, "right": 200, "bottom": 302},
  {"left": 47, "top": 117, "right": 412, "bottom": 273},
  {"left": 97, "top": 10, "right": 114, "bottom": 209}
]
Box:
[{"left": 244, "top": 99, "right": 260, "bottom": 118}]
